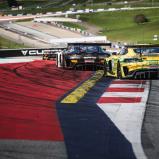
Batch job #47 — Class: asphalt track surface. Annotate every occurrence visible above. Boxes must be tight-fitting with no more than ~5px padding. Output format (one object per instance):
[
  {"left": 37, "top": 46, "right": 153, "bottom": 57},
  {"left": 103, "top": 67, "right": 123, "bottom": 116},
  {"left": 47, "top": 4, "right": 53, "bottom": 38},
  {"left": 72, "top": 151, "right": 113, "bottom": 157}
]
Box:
[
  {"left": 17, "top": 21, "right": 83, "bottom": 38},
  {"left": 142, "top": 80, "right": 159, "bottom": 159},
  {"left": 0, "top": 60, "right": 156, "bottom": 159},
  {"left": 2, "top": 22, "right": 57, "bottom": 43}
]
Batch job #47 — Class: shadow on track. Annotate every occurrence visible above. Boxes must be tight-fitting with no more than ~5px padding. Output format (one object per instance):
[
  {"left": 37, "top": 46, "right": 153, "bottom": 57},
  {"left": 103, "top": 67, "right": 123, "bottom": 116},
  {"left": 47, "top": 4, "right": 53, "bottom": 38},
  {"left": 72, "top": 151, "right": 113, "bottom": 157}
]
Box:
[{"left": 141, "top": 80, "right": 159, "bottom": 159}]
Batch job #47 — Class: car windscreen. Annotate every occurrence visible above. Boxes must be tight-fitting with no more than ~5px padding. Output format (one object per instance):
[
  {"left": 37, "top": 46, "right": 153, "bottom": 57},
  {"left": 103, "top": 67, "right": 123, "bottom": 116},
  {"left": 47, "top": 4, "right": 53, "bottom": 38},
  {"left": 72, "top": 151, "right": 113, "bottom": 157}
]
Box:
[
  {"left": 67, "top": 46, "right": 79, "bottom": 54},
  {"left": 67, "top": 45, "right": 105, "bottom": 54},
  {"left": 86, "top": 46, "right": 99, "bottom": 53},
  {"left": 133, "top": 47, "right": 159, "bottom": 55}
]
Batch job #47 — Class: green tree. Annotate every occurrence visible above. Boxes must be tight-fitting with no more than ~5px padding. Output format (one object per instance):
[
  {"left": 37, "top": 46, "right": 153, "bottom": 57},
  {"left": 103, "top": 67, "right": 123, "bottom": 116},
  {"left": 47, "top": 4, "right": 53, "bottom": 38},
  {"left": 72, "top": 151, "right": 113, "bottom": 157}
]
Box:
[
  {"left": 134, "top": 14, "right": 149, "bottom": 24},
  {"left": 0, "top": 41, "right": 2, "bottom": 49}
]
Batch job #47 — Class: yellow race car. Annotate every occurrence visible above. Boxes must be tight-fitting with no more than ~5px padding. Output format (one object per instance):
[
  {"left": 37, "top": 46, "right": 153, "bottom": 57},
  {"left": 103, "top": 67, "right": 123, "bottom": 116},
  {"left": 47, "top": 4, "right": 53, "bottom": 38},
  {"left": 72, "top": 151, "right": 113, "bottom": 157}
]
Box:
[{"left": 103, "top": 44, "right": 159, "bottom": 79}]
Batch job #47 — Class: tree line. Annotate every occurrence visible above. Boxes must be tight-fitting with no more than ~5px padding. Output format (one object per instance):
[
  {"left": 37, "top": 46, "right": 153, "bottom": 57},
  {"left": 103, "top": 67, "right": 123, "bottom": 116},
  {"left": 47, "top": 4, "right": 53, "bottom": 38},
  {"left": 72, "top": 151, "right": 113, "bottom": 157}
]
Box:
[{"left": 7, "top": 0, "right": 18, "bottom": 7}]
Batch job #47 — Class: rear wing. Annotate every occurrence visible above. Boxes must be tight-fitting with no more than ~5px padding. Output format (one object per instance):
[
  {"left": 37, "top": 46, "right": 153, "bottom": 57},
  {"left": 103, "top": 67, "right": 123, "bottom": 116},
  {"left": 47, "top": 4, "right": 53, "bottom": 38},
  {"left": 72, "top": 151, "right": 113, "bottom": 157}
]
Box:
[
  {"left": 125, "top": 44, "right": 159, "bottom": 48},
  {"left": 125, "top": 44, "right": 159, "bottom": 55},
  {"left": 67, "top": 42, "right": 112, "bottom": 46}
]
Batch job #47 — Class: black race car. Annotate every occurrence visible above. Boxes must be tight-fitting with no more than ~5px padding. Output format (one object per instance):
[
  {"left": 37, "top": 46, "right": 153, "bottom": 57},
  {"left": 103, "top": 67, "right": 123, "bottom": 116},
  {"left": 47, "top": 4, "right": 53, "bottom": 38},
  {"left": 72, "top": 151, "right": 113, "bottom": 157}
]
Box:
[{"left": 56, "top": 43, "right": 111, "bottom": 69}]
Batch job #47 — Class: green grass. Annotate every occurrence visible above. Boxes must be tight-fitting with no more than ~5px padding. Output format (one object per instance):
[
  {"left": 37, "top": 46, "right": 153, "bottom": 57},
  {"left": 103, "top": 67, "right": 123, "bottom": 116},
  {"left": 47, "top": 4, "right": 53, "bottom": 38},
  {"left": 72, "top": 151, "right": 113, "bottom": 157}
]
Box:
[
  {"left": 0, "top": 36, "right": 28, "bottom": 49},
  {"left": 1, "top": 1, "right": 159, "bottom": 45},
  {"left": 80, "top": 9, "right": 159, "bottom": 44}
]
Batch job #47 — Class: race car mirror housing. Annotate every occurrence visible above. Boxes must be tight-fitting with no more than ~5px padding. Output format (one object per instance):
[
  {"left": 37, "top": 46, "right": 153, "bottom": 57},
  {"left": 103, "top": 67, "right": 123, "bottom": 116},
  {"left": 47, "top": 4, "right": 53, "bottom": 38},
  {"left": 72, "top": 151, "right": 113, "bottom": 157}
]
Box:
[{"left": 112, "top": 52, "right": 118, "bottom": 55}]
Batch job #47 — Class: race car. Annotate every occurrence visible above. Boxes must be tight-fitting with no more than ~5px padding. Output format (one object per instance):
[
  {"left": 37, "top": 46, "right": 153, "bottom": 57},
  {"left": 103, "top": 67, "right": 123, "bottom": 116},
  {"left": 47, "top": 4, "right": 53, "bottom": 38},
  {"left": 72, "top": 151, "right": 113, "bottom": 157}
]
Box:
[
  {"left": 56, "top": 43, "right": 111, "bottom": 69},
  {"left": 103, "top": 44, "right": 159, "bottom": 79}
]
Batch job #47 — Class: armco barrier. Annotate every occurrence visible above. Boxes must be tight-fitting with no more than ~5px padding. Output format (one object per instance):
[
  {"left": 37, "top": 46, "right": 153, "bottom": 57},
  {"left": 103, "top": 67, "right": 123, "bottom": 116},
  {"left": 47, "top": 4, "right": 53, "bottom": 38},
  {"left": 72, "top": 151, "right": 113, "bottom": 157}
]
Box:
[{"left": 0, "top": 48, "right": 65, "bottom": 57}]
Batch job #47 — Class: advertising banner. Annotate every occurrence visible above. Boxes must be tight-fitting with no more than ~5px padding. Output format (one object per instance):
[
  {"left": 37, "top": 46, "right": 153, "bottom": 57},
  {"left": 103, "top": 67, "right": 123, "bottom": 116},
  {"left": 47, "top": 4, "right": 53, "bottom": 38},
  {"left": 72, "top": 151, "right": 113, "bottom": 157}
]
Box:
[{"left": 0, "top": 48, "right": 65, "bottom": 57}]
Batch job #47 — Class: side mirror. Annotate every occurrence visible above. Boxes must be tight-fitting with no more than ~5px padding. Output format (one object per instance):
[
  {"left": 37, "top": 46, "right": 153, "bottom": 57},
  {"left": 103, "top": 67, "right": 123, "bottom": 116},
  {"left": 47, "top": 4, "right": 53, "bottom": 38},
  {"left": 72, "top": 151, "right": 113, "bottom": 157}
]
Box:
[{"left": 112, "top": 52, "right": 118, "bottom": 55}]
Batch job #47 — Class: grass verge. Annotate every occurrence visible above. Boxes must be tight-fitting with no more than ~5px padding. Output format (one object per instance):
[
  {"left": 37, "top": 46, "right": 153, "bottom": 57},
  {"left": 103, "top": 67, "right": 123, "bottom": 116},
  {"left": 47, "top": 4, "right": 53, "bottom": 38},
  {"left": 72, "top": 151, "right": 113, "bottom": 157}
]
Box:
[
  {"left": 80, "top": 8, "right": 159, "bottom": 44},
  {"left": 0, "top": 36, "right": 28, "bottom": 49}
]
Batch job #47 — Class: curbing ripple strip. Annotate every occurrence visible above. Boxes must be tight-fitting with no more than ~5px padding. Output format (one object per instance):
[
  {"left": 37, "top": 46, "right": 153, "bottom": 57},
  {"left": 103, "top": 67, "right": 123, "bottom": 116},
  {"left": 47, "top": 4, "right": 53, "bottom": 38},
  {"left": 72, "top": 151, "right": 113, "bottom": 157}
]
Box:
[{"left": 61, "top": 70, "right": 104, "bottom": 103}]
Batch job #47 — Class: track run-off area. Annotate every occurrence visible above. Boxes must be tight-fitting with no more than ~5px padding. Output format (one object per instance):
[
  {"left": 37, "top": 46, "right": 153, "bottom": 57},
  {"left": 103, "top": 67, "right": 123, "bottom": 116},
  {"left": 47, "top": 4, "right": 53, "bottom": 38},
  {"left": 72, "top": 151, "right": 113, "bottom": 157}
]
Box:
[{"left": 0, "top": 59, "right": 155, "bottom": 159}]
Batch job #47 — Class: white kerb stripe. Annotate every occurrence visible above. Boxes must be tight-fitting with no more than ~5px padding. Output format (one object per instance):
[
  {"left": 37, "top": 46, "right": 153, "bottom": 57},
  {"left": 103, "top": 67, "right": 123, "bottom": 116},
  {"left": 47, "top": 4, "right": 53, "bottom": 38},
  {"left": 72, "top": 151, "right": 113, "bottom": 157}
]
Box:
[
  {"left": 109, "top": 84, "right": 144, "bottom": 88},
  {"left": 101, "top": 92, "right": 141, "bottom": 97}
]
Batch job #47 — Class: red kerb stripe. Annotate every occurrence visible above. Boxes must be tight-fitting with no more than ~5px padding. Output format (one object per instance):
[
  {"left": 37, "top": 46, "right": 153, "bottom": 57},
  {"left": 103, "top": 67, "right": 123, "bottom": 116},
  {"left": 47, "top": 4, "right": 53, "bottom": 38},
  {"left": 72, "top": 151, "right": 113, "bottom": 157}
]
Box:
[
  {"left": 112, "top": 80, "right": 146, "bottom": 84},
  {"left": 106, "top": 87, "right": 144, "bottom": 92},
  {"left": 98, "top": 97, "right": 141, "bottom": 103},
  {"left": 0, "top": 61, "right": 92, "bottom": 141}
]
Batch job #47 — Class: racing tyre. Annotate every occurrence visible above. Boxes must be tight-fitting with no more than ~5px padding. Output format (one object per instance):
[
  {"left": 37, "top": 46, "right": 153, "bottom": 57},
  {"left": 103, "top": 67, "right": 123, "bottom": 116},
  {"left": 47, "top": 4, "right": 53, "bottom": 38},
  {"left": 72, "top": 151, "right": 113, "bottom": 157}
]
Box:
[
  {"left": 63, "top": 59, "right": 67, "bottom": 69},
  {"left": 62, "top": 55, "right": 68, "bottom": 69},
  {"left": 56, "top": 54, "right": 58, "bottom": 67},
  {"left": 117, "top": 61, "right": 122, "bottom": 79}
]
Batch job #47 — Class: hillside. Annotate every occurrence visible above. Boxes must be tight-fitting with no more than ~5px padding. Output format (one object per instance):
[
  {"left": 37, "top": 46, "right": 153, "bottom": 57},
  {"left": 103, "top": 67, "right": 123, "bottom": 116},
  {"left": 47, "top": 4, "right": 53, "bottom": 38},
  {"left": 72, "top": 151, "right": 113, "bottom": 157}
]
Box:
[
  {"left": 1, "top": 0, "right": 159, "bottom": 45},
  {"left": 80, "top": 8, "right": 159, "bottom": 44}
]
